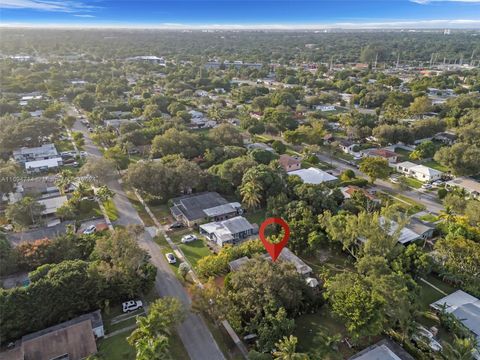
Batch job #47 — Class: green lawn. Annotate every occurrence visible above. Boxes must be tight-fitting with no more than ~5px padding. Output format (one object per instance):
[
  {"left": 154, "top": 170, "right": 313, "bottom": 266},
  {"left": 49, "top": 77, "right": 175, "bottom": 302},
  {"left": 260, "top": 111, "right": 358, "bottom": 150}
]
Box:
[
  {"left": 55, "top": 139, "right": 75, "bottom": 152},
  {"left": 244, "top": 209, "right": 266, "bottom": 226},
  {"left": 294, "top": 306, "right": 358, "bottom": 359},
  {"left": 149, "top": 203, "right": 171, "bottom": 224},
  {"left": 382, "top": 193, "right": 426, "bottom": 215},
  {"left": 124, "top": 190, "right": 155, "bottom": 227},
  {"left": 422, "top": 160, "right": 450, "bottom": 173},
  {"left": 418, "top": 213, "right": 439, "bottom": 223},
  {"left": 403, "top": 177, "right": 423, "bottom": 189},
  {"left": 179, "top": 239, "right": 211, "bottom": 268},
  {"left": 77, "top": 200, "right": 102, "bottom": 221},
  {"left": 394, "top": 148, "right": 412, "bottom": 158},
  {"left": 97, "top": 332, "right": 135, "bottom": 360}
]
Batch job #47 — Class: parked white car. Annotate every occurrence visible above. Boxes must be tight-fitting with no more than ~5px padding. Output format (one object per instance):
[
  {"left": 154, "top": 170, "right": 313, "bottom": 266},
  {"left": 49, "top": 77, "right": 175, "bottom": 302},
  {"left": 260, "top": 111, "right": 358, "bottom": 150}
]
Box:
[
  {"left": 122, "top": 300, "right": 143, "bottom": 313},
  {"left": 83, "top": 225, "right": 96, "bottom": 235},
  {"left": 165, "top": 253, "right": 176, "bottom": 264},
  {"left": 412, "top": 325, "right": 443, "bottom": 352},
  {"left": 421, "top": 183, "right": 433, "bottom": 190},
  {"left": 389, "top": 176, "right": 400, "bottom": 184},
  {"left": 181, "top": 234, "right": 197, "bottom": 243}
]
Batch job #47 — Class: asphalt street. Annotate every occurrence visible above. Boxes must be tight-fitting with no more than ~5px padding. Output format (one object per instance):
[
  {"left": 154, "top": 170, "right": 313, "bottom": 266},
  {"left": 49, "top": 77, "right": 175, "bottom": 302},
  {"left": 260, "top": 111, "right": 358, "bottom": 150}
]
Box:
[
  {"left": 71, "top": 110, "right": 225, "bottom": 360},
  {"left": 316, "top": 151, "right": 444, "bottom": 215}
]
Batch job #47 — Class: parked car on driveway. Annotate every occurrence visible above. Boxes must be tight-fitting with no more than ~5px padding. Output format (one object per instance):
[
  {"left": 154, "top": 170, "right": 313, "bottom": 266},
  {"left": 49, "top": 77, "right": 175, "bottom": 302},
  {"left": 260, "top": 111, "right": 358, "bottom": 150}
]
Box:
[
  {"left": 83, "top": 225, "right": 96, "bottom": 235},
  {"left": 122, "top": 300, "right": 143, "bottom": 313},
  {"left": 421, "top": 183, "right": 433, "bottom": 190},
  {"left": 389, "top": 176, "right": 400, "bottom": 184},
  {"left": 181, "top": 234, "right": 197, "bottom": 243},
  {"left": 165, "top": 253, "right": 176, "bottom": 264},
  {"left": 168, "top": 221, "right": 184, "bottom": 230}
]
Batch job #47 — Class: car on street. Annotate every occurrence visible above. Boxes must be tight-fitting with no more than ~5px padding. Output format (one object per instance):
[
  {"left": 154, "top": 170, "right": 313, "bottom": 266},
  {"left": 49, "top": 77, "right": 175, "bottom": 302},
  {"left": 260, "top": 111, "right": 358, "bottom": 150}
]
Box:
[
  {"left": 181, "top": 234, "right": 197, "bottom": 243},
  {"left": 165, "top": 253, "right": 176, "bottom": 264},
  {"left": 389, "top": 176, "right": 400, "bottom": 184},
  {"left": 168, "top": 221, "right": 184, "bottom": 230},
  {"left": 83, "top": 225, "right": 97, "bottom": 235},
  {"left": 122, "top": 300, "right": 143, "bottom": 313}
]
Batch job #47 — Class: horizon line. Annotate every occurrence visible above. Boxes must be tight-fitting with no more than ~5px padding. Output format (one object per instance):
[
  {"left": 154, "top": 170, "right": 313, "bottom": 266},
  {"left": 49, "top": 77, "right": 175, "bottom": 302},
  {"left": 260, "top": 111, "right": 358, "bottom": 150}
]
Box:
[{"left": 1, "top": 20, "right": 480, "bottom": 30}]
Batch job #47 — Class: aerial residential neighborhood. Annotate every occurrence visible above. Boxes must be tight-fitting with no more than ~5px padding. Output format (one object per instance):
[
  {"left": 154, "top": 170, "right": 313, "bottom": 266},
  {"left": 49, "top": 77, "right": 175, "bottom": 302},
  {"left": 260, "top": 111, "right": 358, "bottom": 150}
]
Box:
[{"left": 0, "top": 2, "right": 480, "bottom": 360}]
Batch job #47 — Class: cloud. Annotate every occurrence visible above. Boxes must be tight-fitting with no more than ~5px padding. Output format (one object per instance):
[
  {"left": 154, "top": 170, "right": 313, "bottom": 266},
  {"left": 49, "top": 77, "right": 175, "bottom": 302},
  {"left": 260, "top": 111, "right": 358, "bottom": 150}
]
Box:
[
  {"left": 411, "top": 0, "right": 480, "bottom": 4},
  {"left": 74, "top": 14, "right": 95, "bottom": 18},
  {"left": 0, "top": 0, "right": 98, "bottom": 13}
]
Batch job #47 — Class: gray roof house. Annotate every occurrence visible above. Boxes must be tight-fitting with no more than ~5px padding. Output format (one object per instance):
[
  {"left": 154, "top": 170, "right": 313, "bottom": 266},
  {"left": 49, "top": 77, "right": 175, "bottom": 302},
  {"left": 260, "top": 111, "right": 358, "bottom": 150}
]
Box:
[
  {"left": 13, "top": 144, "right": 58, "bottom": 164},
  {"left": 170, "top": 192, "right": 242, "bottom": 226},
  {"left": 431, "top": 290, "right": 480, "bottom": 357},
  {"left": 0, "top": 310, "right": 104, "bottom": 360},
  {"left": 200, "top": 216, "right": 256, "bottom": 247},
  {"left": 349, "top": 339, "right": 415, "bottom": 360}
]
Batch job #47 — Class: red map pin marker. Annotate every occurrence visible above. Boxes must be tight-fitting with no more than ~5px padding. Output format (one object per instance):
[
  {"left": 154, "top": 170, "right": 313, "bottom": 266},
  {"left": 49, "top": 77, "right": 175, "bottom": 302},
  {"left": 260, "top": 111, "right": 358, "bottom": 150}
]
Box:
[{"left": 259, "top": 217, "right": 290, "bottom": 262}]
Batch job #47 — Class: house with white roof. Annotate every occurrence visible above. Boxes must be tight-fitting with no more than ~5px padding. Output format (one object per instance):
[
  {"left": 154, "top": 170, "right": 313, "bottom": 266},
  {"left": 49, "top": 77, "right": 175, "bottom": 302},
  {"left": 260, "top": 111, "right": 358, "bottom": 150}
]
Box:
[
  {"left": 396, "top": 161, "right": 443, "bottom": 182},
  {"left": 25, "top": 157, "right": 63, "bottom": 173},
  {"left": 200, "top": 216, "right": 256, "bottom": 247},
  {"left": 13, "top": 144, "right": 58, "bottom": 164},
  {"left": 37, "top": 195, "right": 68, "bottom": 216},
  {"left": 288, "top": 167, "right": 338, "bottom": 185}
]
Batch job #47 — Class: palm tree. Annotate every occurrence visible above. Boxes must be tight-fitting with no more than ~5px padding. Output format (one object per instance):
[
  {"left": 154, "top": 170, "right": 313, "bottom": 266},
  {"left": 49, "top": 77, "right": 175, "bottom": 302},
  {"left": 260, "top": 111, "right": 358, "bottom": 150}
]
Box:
[
  {"left": 240, "top": 180, "right": 262, "bottom": 210},
  {"left": 55, "top": 169, "right": 74, "bottom": 194},
  {"left": 442, "top": 335, "right": 477, "bottom": 360},
  {"left": 95, "top": 185, "right": 115, "bottom": 203},
  {"left": 273, "top": 335, "right": 309, "bottom": 360},
  {"left": 439, "top": 205, "right": 456, "bottom": 223}
]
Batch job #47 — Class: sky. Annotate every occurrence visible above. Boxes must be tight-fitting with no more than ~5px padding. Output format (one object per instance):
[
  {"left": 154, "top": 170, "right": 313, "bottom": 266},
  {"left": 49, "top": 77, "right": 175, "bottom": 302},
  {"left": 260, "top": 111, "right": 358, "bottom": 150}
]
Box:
[{"left": 0, "top": 0, "right": 480, "bottom": 29}]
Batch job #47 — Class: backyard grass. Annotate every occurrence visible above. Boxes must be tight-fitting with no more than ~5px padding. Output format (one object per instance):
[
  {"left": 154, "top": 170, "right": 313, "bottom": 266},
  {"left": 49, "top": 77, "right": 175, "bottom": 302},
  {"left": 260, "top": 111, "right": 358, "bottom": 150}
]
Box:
[
  {"left": 97, "top": 332, "right": 135, "bottom": 360},
  {"left": 294, "top": 306, "right": 359, "bottom": 359},
  {"left": 422, "top": 160, "right": 450, "bottom": 173},
  {"left": 149, "top": 203, "right": 171, "bottom": 224},
  {"left": 55, "top": 139, "right": 75, "bottom": 152},
  {"left": 244, "top": 208, "right": 267, "bottom": 226},
  {"left": 418, "top": 213, "right": 439, "bottom": 223},
  {"left": 179, "top": 239, "right": 211, "bottom": 268}
]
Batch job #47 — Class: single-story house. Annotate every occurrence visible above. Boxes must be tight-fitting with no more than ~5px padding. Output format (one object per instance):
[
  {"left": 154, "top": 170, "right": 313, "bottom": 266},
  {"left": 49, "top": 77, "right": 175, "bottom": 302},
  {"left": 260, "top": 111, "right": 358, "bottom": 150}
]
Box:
[
  {"left": 38, "top": 195, "right": 68, "bottom": 216},
  {"left": 359, "top": 217, "right": 435, "bottom": 246},
  {"left": 246, "top": 143, "right": 275, "bottom": 152},
  {"left": 341, "top": 185, "right": 379, "bottom": 202},
  {"left": 362, "top": 148, "right": 399, "bottom": 164},
  {"left": 431, "top": 290, "right": 480, "bottom": 358},
  {"left": 200, "top": 216, "right": 256, "bottom": 247},
  {"left": 170, "top": 192, "right": 242, "bottom": 227},
  {"left": 0, "top": 310, "right": 104, "bottom": 360},
  {"left": 339, "top": 140, "right": 359, "bottom": 155},
  {"left": 433, "top": 132, "right": 456, "bottom": 145},
  {"left": 13, "top": 143, "right": 58, "bottom": 163},
  {"left": 278, "top": 154, "right": 302, "bottom": 172},
  {"left": 349, "top": 339, "right": 415, "bottom": 360},
  {"left": 288, "top": 167, "right": 338, "bottom": 185},
  {"left": 396, "top": 161, "right": 443, "bottom": 182},
  {"left": 228, "top": 248, "right": 314, "bottom": 278},
  {"left": 25, "top": 157, "right": 63, "bottom": 173},
  {"left": 446, "top": 177, "right": 480, "bottom": 199}
]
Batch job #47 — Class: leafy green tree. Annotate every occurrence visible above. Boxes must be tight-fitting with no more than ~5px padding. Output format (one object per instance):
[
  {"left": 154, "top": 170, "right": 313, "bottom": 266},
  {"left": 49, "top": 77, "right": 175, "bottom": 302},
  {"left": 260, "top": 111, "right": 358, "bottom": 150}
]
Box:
[
  {"left": 409, "top": 141, "right": 435, "bottom": 160},
  {"left": 324, "top": 272, "right": 385, "bottom": 340},
  {"left": 151, "top": 128, "right": 203, "bottom": 159},
  {"left": 209, "top": 123, "right": 244, "bottom": 147},
  {"left": 271, "top": 140, "right": 287, "bottom": 154},
  {"left": 442, "top": 335, "right": 477, "bottom": 360},
  {"left": 74, "top": 93, "right": 96, "bottom": 111},
  {"left": 5, "top": 197, "right": 45, "bottom": 228},
  {"left": 359, "top": 157, "right": 390, "bottom": 183},
  {"left": 79, "top": 157, "right": 117, "bottom": 185},
  {"left": 434, "top": 143, "right": 480, "bottom": 176},
  {"left": 408, "top": 96, "right": 431, "bottom": 117},
  {"left": 96, "top": 185, "right": 115, "bottom": 202},
  {"left": 273, "top": 335, "right": 309, "bottom": 360}
]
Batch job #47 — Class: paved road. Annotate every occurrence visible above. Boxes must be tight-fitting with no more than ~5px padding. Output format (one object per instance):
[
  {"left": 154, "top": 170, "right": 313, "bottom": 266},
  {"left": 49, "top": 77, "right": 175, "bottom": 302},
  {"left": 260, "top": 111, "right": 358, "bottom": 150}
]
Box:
[
  {"left": 317, "top": 151, "right": 444, "bottom": 215},
  {"left": 71, "top": 111, "right": 225, "bottom": 360}
]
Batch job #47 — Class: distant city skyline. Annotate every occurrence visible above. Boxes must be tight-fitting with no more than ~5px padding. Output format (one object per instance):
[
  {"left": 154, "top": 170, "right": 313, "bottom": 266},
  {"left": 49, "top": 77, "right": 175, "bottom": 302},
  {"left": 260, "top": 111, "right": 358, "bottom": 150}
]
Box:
[{"left": 1, "top": 0, "right": 480, "bottom": 28}]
